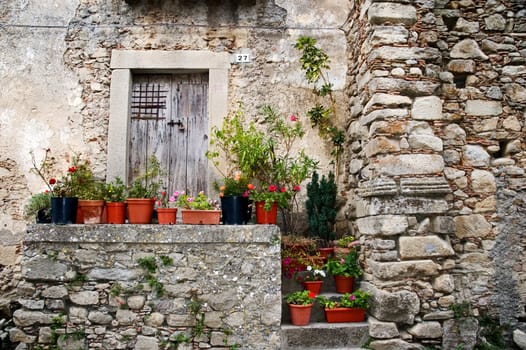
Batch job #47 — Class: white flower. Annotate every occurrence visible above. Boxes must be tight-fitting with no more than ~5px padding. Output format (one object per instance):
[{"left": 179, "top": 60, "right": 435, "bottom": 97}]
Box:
[{"left": 306, "top": 265, "right": 312, "bottom": 271}]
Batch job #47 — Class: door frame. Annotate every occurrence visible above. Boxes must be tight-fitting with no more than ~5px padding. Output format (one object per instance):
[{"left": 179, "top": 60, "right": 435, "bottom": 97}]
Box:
[{"left": 107, "top": 50, "right": 230, "bottom": 188}]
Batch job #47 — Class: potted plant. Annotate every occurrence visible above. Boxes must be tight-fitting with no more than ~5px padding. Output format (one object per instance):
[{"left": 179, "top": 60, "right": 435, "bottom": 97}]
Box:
[
  {"left": 284, "top": 290, "right": 316, "bottom": 326},
  {"left": 281, "top": 235, "right": 320, "bottom": 279},
  {"left": 126, "top": 155, "right": 162, "bottom": 224},
  {"left": 317, "top": 289, "right": 370, "bottom": 323},
  {"left": 176, "top": 191, "right": 221, "bottom": 225},
  {"left": 24, "top": 192, "right": 52, "bottom": 223},
  {"left": 155, "top": 190, "right": 178, "bottom": 225},
  {"left": 325, "top": 248, "right": 362, "bottom": 294},
  {"left": 103, "top": 177, "right": 127, "bottom": 224},
  {"left": 306, "top": 171, "right": 337, "bottom": 255},
  {"left": 72, "top": 159, "right": 106, "bottom": 224},
  {"left": 206, "top": 104, "right": 318, "bottom": 233},
  {"left": 217, "top": 171, "right": 254, "bottom": 225},
  {"left": 294, "top": 264, "right": 326, "bottom": 296},
  {"left": 334, "top": 235, "right": 358, "bottom": 257},
  {"left": 250, "top": 184, "right": 292, "bottom": 224},
  {"left": 29, "top": 149, "right": 83, "bottom": 225}
]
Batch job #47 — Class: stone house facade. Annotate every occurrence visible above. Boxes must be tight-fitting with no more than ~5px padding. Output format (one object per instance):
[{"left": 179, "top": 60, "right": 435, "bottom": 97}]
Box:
[{"left": 1, "top": 0, "right": 526, "bottom": 348}]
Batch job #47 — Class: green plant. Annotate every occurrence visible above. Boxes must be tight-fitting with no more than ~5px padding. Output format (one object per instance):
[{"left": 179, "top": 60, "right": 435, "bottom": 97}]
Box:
[
  {"left": 336, "top": 235, "right": 356, "bottom": 248},
  {"left": 306, "top": 171, "right": 337, "bottom": 247},
  {"left": 160, "top": 255, "right": 173, "bottom": 266},
  {"left": 24, "top": 192, "right": 51, "bottom": 220},
  {"left": 216, "top": 171, "right": 254, "bottom": 197},
  {"left": 188, "top": 294, "right": 206, "bottom": 337},
  {"left": 249, "top": 184, "right": 291, "bottom": 211},
  {"left": 295, "top": 36, "right": 345, "bottom": 171},
  {"left": 207, "top": 103, "right": 318, "bottom": 233},
  {"left": 475, "top": 313, "right": 508, "bottom": 350},
  {"left": 127, "top": 155, "right": 162, "bottom": 198},
  {"left": 176, "top": 191, "right": 219, "bottom": 210},
  {"left": 137, "top": 256, "right": 165, "bottom": 296},
  {"left": 103, "top": 177, "right": 126, "bottom": 202},
  {"left": 110, "top": 282, "right": 122, "bottom": 297},
  {"left": 325, "top": 250, "right": 362, "bottom": 278},
  {"left": 294, "top": 264, "right": 326, "bottom": 283},
  {"left": 317, "top": 289, "right": 370, "bottom": 309},
  {"left": 284, "top": 290, "right": 316, "bottom": 305},
  {"left": 450, "top": 301, "right": 473, "bottom": 319}
]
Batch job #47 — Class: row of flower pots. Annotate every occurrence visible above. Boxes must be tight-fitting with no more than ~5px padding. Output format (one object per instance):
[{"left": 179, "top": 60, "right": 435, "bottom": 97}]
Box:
[
  {"left": 46, "top": 196, "right": 279, "bottom": 225},
  {"left": 285, "top": 289, "right": 370, "bottom": 326}
]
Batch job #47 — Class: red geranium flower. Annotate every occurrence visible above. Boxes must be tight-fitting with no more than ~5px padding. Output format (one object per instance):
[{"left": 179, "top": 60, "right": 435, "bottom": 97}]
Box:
[
  {"left": 293, "top": 185, "right": 301, "bottom": 192},
  {"left": 268, "top": 185, "right": 277, "bottom": 192},
  {"left": 68, "top": 166, "right": 76, "bottom": 173},
  {"left": 280, "top": 186, "right": 286, "bottom": 193},
  {"left": 290, "top": 115, "right": 298, "bottom": 122},
  {"left": 49, "top": 178, "right": 56, "bottom": 185}
]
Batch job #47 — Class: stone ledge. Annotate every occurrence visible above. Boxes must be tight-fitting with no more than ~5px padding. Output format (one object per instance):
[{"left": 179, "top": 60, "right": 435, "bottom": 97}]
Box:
[{"left": 26, "top": 224, "right": 280, "bottom": 244}]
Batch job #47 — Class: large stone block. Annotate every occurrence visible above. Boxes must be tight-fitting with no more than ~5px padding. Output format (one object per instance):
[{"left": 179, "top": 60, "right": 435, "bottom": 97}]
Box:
[
  {"left": 374, "top": 154, "right": 444, "bottom": 176},
  {"left": 368, "top": 77, "right": 440, "bottom": 96},
  {"left": 465, "top": 100, "right": 502, "bottom": 116},
  {"left": 463, "top": 145, "right": 490, "bottom": 167},
  {"left": 471, "top": 169, "right": 496, "bottom": 193},
  {"left": 399, "top": 177, "right": 451, "bottom": 195},
  {"left": 370, "top": 338, "right": 425, "bottom": 350},
  {"left": 442, "top": 318, "right": 478, "bottom": 350},
  {"left": 399, "top": 236, "right": 454, "bottom": 259},
  {"left": 454, "top": 214, "right": 492, "bottom": 238},
  {"left": 355, "top": 197, "right": 449, "bottom": 217},
  {"left": 365, "top": 137, "right": 400, "bottom": 157},
  {"left": 368, "top": 3, "right": 417, "bottom": 25},
  {"left": 360, "top": 108, "right": 409, "bottom": 126},
  {"left": 369, "top": 26, "right": 409, "bottom": 46},
  {"left": 13, "top": 310, "right": 61, "bottom": 327},
  {"left": 368, "top": 259, "right": 441, "bottom": 279},
  {"left": 450, "top": 39, "right": 488, "bottom": 60},
  {"left": 408, "top": 321, "right": 443, "bottom": 338},
  {"left": 22, "top": 258, "right": 70, "bottom": 282},
  {"left": 356, "top": 215, "right": 408, "bottom": 236},
  {"left": 447, "top": 59, "right": 476, "bottom": 73},
  {"left": 412, "top": 96, "right": 443, "bottom": 120},
  {"left": 368, "top": 47, "right": 441, "bottom": 63},
  {"left": 363, "top": 93, "right": 412, "bottom": 115},
  {"left": 362, "top": 282, "right": 420, "bottom": 325},
  {"left": 368, "top": 316, "right": 400, "bottom": 339}
]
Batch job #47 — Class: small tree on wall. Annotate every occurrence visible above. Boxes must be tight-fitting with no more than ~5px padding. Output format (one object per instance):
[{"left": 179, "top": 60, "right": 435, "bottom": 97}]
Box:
[
  {"left": 306, "top": 171, "right": 337, "bottom": 247},
  {"left": 295, "top": 36, "right": 345, "bottom": 177}
]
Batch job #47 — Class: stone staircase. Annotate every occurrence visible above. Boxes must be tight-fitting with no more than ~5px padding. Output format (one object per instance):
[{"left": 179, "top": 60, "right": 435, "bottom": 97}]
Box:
[{"left": 281, "top": 276, "right": 370, "bottom": 349}]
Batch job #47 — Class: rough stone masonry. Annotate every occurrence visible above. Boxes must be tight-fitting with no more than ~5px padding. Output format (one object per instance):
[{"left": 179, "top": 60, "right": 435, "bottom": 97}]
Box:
[{"left": 0, "top": 0, "right": 525, "bottom": 349}]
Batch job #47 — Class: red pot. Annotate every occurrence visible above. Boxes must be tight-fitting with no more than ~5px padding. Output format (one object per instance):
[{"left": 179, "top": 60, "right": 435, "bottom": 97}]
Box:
[
  {"left": 106, "top": 202, "right": 126, "bottom": 224},
  {"left": 303, "top": 280, "right": 323, "bottom": 295},
  {"left": 289, "top": 304, "right": 312, "bottom": 326},
  {"left": 157, "top": 208, "right": 178, "bottom": 225},
  {"left": 126, "top": 198, "right": 154, "bottom": 224},
  {"left": 255, "top": 201, "right": 278, "bottom": 224},
  {"left": 181, "top": 209, "right": 221, "bottom": 225},
  {"left": 78, "top": 199, "right": 105, "bottom": 224},
  {"left": 334, "top": 275, "right": 354, "bottom": 294},
  {"left": 324, "top": 307, "right": 366, "bottom": 323}
]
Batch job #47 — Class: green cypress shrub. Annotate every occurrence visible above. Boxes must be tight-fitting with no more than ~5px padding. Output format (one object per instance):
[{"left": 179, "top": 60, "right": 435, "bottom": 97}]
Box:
[{"left": 306, "top": 171, "right": 337, "bottom": 247}]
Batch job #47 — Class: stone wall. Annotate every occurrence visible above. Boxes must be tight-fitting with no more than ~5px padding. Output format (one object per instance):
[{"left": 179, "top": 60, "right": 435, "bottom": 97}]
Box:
[
  {"left": 11, "top": 224, "right": 280, "bottom": 349},
  {"left": 346, "top": 0, "right": 526, "bottom": 348}
]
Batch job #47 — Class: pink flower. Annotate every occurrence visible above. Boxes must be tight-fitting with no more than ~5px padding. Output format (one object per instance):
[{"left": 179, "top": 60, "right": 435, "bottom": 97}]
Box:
[
  {"left": 169, "top": 196, "right": 176, "bottom": 202},
  {"left": 293, "top": 185, "right": 301, "bottom": 192},
  {"left": 340, "top": 258, "right": 345, "bottom": 264},
  {"left": 349, "top": 295, "right": 356, "bottom": 301},
  {"left": 242, "top": 191, "right": 249, "bottom": 197},
  {"left": 290, "top": 115, "right": 298, "bottom": 122},
  {"left": 187, "top": 197, "right": 194, "bottom": 203},
  {"left": 268, "top": 185, "right": 277, "bottom": 192},
  {"left": 283, "top": 257, "right": 292, "bottom": 265}
]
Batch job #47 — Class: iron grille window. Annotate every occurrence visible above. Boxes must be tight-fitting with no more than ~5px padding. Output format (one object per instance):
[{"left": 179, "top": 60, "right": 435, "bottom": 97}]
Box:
[{"left": 131, "top": 83, "right": 168, "bottom": 119}]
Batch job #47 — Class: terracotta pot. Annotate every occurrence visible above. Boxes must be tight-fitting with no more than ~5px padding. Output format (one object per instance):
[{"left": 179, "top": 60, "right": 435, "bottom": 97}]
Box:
[
  {"left": 157, "top": 208, "right": 178, "bottom": 225},
  {"left": 78, "top": 199, "right": 105, "bottom": 224},
  {"left": 181, "top": 209, "right": 221, "bottom": 225},
  {"left": 319, "top": 247, "right": 334, "bottom": 260},
  {"left": 255, "top": 201, "right": 278, "bottom": 224},
  {"left": 334, "top": 275, "right": 354, "bottom": 294},
  {"left": 106, "top": 202, "right": 126, "bottom": 224},
  {"left": 288, "top": 304, "right": 313, "bottom": 326},
  {"left": 126, "top": 198, "right": 154, "bottom": 224},
  {"left": 324, "top": 307, "right": 366, "bottom": 323},
  {"left": 303, "top": 280, "right": 323, "bottom": 295}
]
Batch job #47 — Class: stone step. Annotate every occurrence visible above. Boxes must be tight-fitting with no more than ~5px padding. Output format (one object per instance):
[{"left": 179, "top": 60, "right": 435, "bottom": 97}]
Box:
[{"left": 281, "top": 322, "right": 369, "bottom": 350}]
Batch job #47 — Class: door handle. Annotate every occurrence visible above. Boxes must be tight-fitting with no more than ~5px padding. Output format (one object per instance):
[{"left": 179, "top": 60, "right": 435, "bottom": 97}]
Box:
[{"left": 168, "top": 119, "right": 185, "bottom": 131}]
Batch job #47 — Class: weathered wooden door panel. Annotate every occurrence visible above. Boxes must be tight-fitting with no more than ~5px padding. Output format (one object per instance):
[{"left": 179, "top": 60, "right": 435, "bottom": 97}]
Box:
[{"left": 129, "top": 72, "right": 209, "bottom": 196}]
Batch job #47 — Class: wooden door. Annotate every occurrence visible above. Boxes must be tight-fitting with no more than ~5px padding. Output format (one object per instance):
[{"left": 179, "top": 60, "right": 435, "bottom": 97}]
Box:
[{"left": 129, "top": 72, "right": 209, "bottom": 195}]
